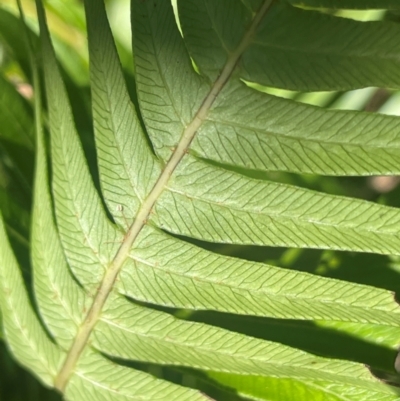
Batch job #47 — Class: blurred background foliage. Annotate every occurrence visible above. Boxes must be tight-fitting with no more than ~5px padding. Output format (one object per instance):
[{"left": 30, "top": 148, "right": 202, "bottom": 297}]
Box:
[{"left": 1, "top": 1, "right": 400, "bottom": 400}]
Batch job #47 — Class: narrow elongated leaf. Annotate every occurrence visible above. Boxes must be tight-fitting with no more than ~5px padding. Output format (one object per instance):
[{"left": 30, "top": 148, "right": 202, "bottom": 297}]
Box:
[
  {"left": 242, "top": 4, "right": 400, "bottom": 91},
  {"left": 316, "top": 320, "right": 400, "bottom": 350},
  {"left": 113, "top": 225, "right": 400, "bottom": 325},
  {"left": 91, "top": 295, "right": 399, "bottom": 394},
  {"left": 31, "top": 83, "right": 88, "bottom": 349},
  {"left": 131, "top": 0, "right": 209, "bottom": 160},
  {"left": 192, "top": 80, "right": 400, "bottom": 176},
  {"left": 0, "top": 214, "right": 62, "bottom": 385},
  {"left": 85, "top": 0, "right": 160, "bottom": 223},
  {"left": 179, "top": 1, "right": 400, "bottom": 91},
  {"left": 37, "top": 0, "right": 122, "bottom": 290},
  {"left": 155, "top": 156, "right": 400, "bottom": 254},
  {"left": 208, "top": 373, "right": 400, "bottom": 401}
]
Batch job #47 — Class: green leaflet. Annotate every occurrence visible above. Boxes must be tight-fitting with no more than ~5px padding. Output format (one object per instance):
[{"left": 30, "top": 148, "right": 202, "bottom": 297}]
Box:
[
  {"left": 193, "top": 79, "right": 400, "bottom": 176},
  {"left": 85, "top": 0, "right": 160, "bottom": 223},
  {"left": 316, "top": 321, "right": 400, "bottom": 350},
  {"left": 0, "top": 214, "right": 62, "bottom": 385},
  {"left": 155, "top": 156, "right": 400, "bottom": 254},
  {"left": 206, "top": 315, "right": 400, "bottom": 400},
  {"left": 207, "top": 373, "right": 400, "bottom": 401},
  {"left": 179, "top": 1, "right": 400, "bottom": 91},
  {"left": 132, "top": 0, "right": 210, "bottom": 160},
  {"left": 31, "top": 79, "right": 88, "bottom": 349},
  {"left": 241, "top": 4, "right": 400, "bottom": 91},
  {"left": 189, "top": 311, "right": 398, "bottom": 371},
  {"left": 37, "top": 0, "right": 122, "bottom": 291},
  {"left": 115, "top": 225, "right": 400, "bottom": 325},
  {"left": 92, "top": 295, "right": 398, "bottom": 394}
]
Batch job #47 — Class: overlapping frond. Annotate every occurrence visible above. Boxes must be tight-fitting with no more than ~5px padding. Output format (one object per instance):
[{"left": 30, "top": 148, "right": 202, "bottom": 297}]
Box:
[{"left": 0, "top": 0, "right": 400, "bottom": 400}]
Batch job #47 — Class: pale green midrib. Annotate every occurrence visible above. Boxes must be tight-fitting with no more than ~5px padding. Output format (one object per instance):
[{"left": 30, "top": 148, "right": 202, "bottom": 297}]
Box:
[{"left": 53, "top": 0, "right": 274, "bottom": 391}]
